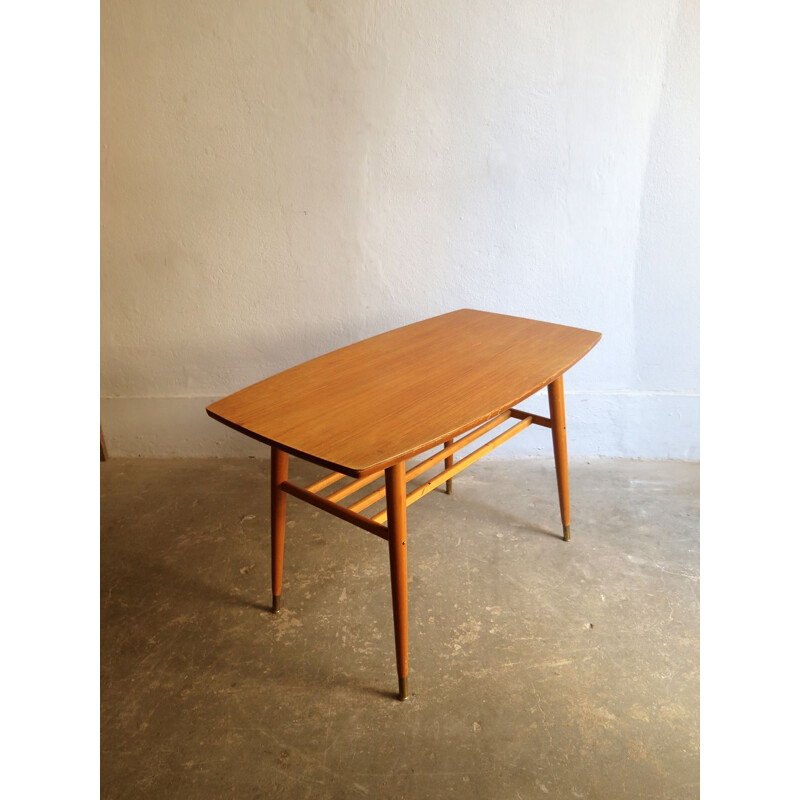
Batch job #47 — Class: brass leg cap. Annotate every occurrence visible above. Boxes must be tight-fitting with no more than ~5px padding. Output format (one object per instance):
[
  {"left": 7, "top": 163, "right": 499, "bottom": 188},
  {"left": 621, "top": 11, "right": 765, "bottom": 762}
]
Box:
[
  {"left": 563, "top": 524, "right": 571, "bottom": 542},
  {"left": 398, "top": 676, "right": 409, "bottom": 701},
  {"left": 272, "top": 594, "right": 282, "bottom": 613}
]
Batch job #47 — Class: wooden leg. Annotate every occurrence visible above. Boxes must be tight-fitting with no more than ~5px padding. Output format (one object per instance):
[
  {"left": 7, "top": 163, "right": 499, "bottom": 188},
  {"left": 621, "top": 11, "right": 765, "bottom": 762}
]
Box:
[
  {"left": 547, "top": 375, "right": 571, "bottom": 542},
  {"left": 271, "top": 447, "right": 289, "bottom": 612},
  {"left": 444, "top": 440, "right": 454, "bottom": 494},
  {"left": 385, "top": 462, "right": 409, "bottom": 700}
]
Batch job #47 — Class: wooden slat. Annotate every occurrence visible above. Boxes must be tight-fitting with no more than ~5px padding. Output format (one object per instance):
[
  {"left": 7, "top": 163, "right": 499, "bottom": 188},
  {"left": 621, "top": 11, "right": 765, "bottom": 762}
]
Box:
[
  {"left": 281, "top": 481, "right": 389, "bottom": 541},
  {"left": 509, "top": 408, "right": 552, "bottom": 428},
  {"left": 371, "top": 415, "right": 535, "bottom": 524},
  {"left": 325, "top": 470, "right": 384, "bottom": 503},
  {"left": 347, "top": 410, "right": 513, "bottom": 514},
  {"left": 305, "top": 471, "right": 346, "bottom": 494}
]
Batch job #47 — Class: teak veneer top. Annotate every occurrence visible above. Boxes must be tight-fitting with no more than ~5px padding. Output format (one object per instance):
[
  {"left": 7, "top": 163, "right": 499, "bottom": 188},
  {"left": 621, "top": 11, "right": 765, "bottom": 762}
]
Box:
[{"left": 206, "top": 309, "right": 601, "bottom": 477}]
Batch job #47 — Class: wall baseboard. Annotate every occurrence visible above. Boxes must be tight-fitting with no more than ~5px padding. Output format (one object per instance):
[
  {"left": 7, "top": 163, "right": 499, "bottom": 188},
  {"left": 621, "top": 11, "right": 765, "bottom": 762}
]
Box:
[{"left": 100, "top": 392, "right": 698, "bottom": 461}]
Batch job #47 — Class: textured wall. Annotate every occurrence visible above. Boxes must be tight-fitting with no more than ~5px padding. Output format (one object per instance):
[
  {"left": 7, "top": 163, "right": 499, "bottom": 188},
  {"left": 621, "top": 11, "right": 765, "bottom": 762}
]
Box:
[{"left": 101, "top": 0, "right": 699, "bottom": 459}]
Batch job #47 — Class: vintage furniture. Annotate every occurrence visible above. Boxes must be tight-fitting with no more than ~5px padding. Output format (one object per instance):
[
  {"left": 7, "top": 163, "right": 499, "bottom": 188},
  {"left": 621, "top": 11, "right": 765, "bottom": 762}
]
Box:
[{"left": 207, "top": 309, "right": 601, "bottom": 699}]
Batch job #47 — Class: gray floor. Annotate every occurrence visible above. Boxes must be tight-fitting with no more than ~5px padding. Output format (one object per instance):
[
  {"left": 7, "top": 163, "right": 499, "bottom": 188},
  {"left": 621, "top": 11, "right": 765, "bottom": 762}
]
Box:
[{"left": 101, "top": 457, "right": 699, "bottom": 799}]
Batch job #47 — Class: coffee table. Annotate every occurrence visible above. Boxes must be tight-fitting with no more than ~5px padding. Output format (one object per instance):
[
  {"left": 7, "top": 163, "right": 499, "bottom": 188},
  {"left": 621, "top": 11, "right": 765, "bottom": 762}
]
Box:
[{"left": 207, "top": 309, "right": 601, "bottom": 699}]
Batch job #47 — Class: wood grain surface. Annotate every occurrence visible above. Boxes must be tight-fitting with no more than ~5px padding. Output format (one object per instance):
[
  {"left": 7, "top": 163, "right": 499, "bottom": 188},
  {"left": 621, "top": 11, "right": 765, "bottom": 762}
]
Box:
[{"left": 206, "top": 309, "right": 601, "bottom": 477}]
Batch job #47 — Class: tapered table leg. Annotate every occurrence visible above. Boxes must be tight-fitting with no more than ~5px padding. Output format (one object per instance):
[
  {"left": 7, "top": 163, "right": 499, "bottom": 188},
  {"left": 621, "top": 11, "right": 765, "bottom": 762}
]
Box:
[
  {"left": 444, "top": 440, "right": 454, "bottom": 494},
  {"left": 271, "top": 447, "right": 289, "bottom": 611},
  {"left": 547, "top": 375, "right": 571, "bottom": 541},
  {"left": 385, "top": 462, "right": 409, "bottom": 700}
]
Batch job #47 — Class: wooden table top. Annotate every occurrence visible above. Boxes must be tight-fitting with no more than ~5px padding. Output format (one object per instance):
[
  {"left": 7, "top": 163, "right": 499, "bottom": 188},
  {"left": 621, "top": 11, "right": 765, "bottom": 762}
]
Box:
[{"left": 207, "top": 309, "right": 601, "bottom": 477}]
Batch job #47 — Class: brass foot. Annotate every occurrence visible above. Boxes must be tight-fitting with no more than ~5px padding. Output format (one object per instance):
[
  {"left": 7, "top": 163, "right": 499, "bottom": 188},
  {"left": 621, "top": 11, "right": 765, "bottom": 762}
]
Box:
[
  {"left": 563, "top": 524, "right": 571, "bottom": 542},
  {"left": 446, "top": 479, "right": 453, "bottom": 495},
  {"left": 398, "top": 676, "right": 409, "bottom": 701},
  {"left": 272, "top": 594, "right": 282, "bottom": 613}
]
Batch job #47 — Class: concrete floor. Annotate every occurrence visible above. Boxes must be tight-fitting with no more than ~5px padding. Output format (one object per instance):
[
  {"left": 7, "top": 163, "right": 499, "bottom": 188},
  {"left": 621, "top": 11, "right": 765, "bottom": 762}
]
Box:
[{"left": 101, "top": 457, "right": 699, "bottom": 799}]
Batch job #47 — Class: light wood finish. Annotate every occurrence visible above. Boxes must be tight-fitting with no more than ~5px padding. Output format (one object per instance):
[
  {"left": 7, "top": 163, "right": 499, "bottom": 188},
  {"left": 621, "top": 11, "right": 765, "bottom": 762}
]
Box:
[
  {"left": 208, "top": 311, "right": 601, "bottom": 699},
  {"left": 547, "top": 376, "right": 570, "bottom": 542},
  {"left": 509, "top": 408, "right": 553, "bottom": 428},
  {"left": 281, "top": 481, "right": 389, "bottom": 541},
  {"left": 348, "top": 410, "right": 514, "bottom": 514},
  {"left": 325, "top": 470, "right": 384, "bottom": 504},
  {"left": 385, "top": 463, "right": 409, "bottom": 700},
  {"left": 305, "top": 471, "right": 346, "bottom": 494},
  {"left": 270, "top": 447, "right": 289, "bottom": 612},
  {"left": 207, "top": 310, "right": 601, "bottom": 478},
  {"left": 371, "top": 414, "right": 534, "bottom": 525}
]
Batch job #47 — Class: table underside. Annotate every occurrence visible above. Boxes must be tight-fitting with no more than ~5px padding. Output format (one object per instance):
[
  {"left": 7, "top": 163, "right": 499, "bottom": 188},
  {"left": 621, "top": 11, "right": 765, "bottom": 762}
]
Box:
[{"left": 280, "top": 406, "right": 550, "bottom": 541}]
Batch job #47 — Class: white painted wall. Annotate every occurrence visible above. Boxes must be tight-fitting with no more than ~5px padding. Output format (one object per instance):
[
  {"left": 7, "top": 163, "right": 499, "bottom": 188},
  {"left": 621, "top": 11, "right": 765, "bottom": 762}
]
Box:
[{"left": 101, "top": 0, "right": 699, "bottom": 460}]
